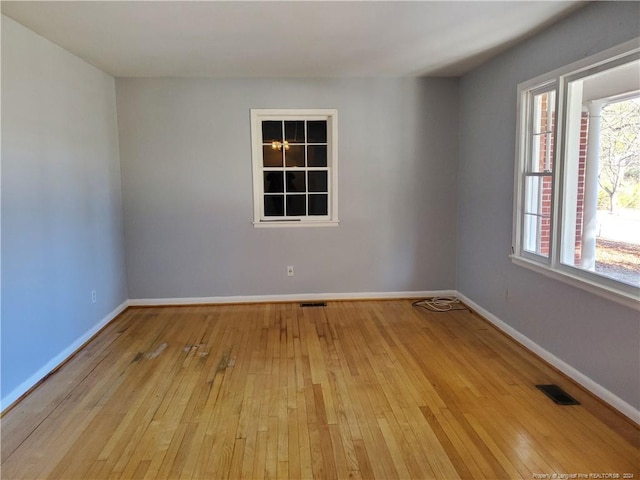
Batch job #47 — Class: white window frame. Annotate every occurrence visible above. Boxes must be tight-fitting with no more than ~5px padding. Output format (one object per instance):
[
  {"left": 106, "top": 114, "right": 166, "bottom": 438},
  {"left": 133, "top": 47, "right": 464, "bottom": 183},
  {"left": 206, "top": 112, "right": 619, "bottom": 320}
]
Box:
[
  {"left": 250, "top": 109, "right": 339, "bottom": 228},
  {"left": 512, "top": 38, "right": 640, "bottom": 310}
]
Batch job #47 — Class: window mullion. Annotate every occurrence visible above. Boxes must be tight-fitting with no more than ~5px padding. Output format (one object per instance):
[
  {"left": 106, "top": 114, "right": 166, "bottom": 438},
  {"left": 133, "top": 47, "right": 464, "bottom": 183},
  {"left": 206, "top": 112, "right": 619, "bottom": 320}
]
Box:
[{"left": 550, "top": 79, "right": 565, "bottom": 270}]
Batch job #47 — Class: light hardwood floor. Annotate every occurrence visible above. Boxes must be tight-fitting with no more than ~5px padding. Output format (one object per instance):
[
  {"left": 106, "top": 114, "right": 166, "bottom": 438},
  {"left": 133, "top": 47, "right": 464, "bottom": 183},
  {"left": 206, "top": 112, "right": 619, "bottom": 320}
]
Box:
[{"left": 1, "top": 300, "right": 638, "bottom": 479}]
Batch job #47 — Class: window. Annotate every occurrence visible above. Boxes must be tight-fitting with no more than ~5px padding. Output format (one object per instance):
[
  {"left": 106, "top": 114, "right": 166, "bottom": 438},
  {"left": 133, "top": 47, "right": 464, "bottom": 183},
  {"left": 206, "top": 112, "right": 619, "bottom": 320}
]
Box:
[
  {"left": 250, "top": 109, "right": 338, "bottom": 227},
  {"left": 513, "top": 40, "right": 640, "bottom": 308},
  {"left": 521, "top": 86, "right": 556, "bottom": 258}
]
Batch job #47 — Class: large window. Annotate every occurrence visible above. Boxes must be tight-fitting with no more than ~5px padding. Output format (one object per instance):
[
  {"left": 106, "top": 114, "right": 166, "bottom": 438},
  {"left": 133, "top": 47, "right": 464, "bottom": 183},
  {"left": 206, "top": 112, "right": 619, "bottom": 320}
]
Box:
[
  {"left": 513, "top": 40, "right": 639, "bottom": 308},
  {"left": 250, "top": 109, "right": 338, "bottom": 227}
]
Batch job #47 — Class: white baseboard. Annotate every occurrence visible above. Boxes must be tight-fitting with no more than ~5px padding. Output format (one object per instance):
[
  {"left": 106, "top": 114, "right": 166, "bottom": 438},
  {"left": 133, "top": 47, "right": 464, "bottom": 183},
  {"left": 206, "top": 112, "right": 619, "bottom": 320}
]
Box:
[
  {"left": 456, "top": 291, "right": 640, "bottom": 425},
  {"left": 1, "top": 300, "right": 128, "bottom": 412},
  {"left": 127, "top": 290, "right": 456, "bottom": 306}
]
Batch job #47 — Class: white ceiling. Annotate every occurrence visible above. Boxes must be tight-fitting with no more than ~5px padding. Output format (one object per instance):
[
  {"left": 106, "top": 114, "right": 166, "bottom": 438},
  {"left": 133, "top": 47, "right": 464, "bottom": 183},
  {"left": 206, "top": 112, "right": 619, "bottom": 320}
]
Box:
[{"left": 1, "top": 1, "right": 585, "bottom": 78}]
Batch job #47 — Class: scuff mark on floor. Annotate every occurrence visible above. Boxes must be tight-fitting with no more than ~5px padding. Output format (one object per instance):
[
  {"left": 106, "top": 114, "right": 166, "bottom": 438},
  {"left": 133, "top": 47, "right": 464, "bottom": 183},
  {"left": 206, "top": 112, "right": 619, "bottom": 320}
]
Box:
[
  {"left": 183, "top": 344, "right": 209, "bottom": 357},
  {"left": 216, "top": 349, "right": 235, "bottom": 371},
  {"left": 145, "top": 342, "right": 167, "bottom": 359},
  {"left": 131, "top": 352, "right": 144, "bottom": 363}
]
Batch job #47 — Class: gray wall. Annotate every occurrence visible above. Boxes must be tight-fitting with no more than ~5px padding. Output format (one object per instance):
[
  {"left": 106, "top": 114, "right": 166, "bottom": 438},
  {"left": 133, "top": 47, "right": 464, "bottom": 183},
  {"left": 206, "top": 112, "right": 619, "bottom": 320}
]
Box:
[
  {"left": 116, "top": 78, "right": 459, "bottom": 299},
  {"left": 457, "top": 1, "right": 640, "bottom": 411},
  {"left": 1, "top": 16, "right": 128, "bottom": 402}
]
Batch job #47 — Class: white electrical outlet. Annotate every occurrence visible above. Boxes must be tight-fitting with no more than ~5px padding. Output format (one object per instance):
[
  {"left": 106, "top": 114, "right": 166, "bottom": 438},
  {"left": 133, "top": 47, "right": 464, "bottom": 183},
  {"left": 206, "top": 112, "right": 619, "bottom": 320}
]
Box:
[
  {"left": 91, "top": 290, "right": 97, "bottom": 303},
  {"left": 287, "top": 266, "right": 294, "bottom": 277}
]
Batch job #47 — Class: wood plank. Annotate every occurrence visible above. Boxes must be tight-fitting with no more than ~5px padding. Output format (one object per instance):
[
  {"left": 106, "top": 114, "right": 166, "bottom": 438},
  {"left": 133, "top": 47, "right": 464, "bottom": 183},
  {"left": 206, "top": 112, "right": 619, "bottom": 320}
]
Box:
[{"left": 1, "top": 301, "right": 637, "bottom": 479}]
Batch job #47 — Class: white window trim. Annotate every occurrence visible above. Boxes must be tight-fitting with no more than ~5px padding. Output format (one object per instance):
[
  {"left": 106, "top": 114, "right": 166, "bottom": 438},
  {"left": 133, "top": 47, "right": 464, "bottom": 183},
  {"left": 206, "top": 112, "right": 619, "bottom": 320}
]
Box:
[
  {"left": 512, "top": 38, "right": 640, "bottom": 311},
  {"left": 250, "top": 109, "right": 339, "bottom": 228}
]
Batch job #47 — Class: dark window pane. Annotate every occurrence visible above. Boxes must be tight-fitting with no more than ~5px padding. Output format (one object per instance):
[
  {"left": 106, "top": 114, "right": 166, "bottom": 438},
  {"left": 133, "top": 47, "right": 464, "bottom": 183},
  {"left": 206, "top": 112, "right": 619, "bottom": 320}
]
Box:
[
  {"left": 264, "top": 195, "right": 284, "bottom": 216},
  {"left": 285, "top": 121, "right": 305, "bottom": 143},
  {"left": 286, "top": 172, "right": 306, "bottom": 193},
  {"left": 307, "top": 145, "right": 327, "bottom": 167},
  {"left": 307, "top": 121, "right": 327, "bottom": 143},
  {"left": 286, "top": 195, "right": 306, "bottom": 216},
  {"left": 262, "top": 121, "right": 282, "bottom": 143},
  {"left": 263, "top": 145, "right": 283, "bottom": 167},
  {"left": 264, "top": 172, "right": 284, "bottom": 193},
  {"left": 308, "top": 171, "right": 327, "bottom": 192},
  {"left": 309, "top": 194, "right": 328, "bottom": 215},
  {"left": 285, "top": 145, "right": 305, "bottom": 167}
]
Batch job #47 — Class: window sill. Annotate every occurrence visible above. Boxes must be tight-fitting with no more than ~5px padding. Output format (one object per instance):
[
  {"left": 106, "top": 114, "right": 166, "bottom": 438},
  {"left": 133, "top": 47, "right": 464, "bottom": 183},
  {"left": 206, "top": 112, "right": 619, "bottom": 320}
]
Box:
[
  {"left": 253, "top": 220, "right": 340, "bottom": 228},
  {"left": 510, "top": 255, "right": 639, "bottom": 311}
]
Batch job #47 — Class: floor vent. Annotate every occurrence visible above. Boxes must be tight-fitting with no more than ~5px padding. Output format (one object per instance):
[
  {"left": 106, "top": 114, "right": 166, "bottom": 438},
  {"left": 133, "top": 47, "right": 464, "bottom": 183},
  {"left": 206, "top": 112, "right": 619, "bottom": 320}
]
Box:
[
  {"left": 300, "top": 302, "right": 327, "bottom": 308},
  {"left": 536, "top": 384, "right": 580, "bottom": 405}
]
